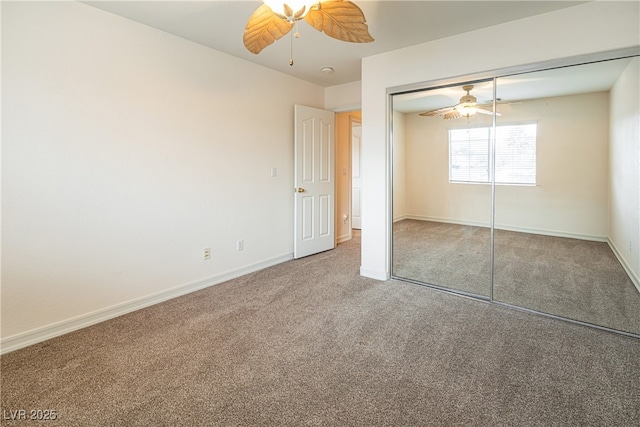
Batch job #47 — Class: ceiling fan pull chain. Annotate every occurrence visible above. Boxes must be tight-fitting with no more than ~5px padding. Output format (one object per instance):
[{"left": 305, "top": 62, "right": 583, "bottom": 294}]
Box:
[
  {"left": 288, "top": 21, "right": 302, "bottom": 66},
  {"left": 289, "top": 23, "right": 295, "bottom": 66}
]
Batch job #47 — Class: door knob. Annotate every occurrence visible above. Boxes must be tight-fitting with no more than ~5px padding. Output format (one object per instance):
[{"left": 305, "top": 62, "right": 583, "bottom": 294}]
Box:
[{"left": 296, "top": 187, "right": 305, "bottom": 193}]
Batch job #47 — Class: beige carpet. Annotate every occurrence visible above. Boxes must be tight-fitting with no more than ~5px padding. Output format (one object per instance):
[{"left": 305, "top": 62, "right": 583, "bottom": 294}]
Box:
[
  {"left": 392, "top": 219, "right": 492, "bottom": 297},
  {"left": 2, "top": 231, "right": 639, "bottom": 426},
  {"left": 393, "top": 219, "right": 640, "bottom": 335}
]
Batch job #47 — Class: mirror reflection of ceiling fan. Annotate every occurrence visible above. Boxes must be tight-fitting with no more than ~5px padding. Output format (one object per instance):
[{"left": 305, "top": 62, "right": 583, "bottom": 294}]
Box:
[
  {"left": 419, "top": 85, "right": 503, "bottom": 119},
  {"left": 243, "top": 0, "right": 374, "bottom": 65}
]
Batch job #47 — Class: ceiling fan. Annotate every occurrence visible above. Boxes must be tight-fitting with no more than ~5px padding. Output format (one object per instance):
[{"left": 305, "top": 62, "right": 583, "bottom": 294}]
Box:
[
  {"left": 419, "top": 85, "right": 502, "bottom": 119},
  {"left": 243, "top": 0, "right": 374, "bottom": 65}
]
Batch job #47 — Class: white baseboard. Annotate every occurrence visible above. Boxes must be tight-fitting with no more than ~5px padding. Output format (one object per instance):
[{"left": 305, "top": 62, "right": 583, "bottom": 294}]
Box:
[
  {"left": 337, "top": 232, "right": 352, "bottom": 244},
  {"left": 393, "top": 215, "right": 409, "bottom": 223},
  {"left": 399, "top": 215, "right": 607, "bottom": 242},
  {"left": 0, "top": 253, "right": 294, "bottom": 355},
  {"left": 607, "top": 239, "right": 640, "bottom": 294},
  {"left": 402, "top": 215, "right": 491, "bottom": 229},
  {"left": 494, "top": 224, "right": 607, "bottom": 242}
]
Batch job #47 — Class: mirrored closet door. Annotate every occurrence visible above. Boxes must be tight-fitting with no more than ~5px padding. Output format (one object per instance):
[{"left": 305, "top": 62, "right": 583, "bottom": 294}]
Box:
[
  {"left": 391, "top": 80, "right": 495, "bottom": 299},
  {"left": 391, "top": 54, "right": 640, "bottom": 337},
  {"left": 492, "top": 58, "right": 640, "bottom": 335}
]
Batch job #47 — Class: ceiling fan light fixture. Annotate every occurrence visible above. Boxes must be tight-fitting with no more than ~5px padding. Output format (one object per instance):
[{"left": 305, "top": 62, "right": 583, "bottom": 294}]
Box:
[
  {"left": 263, "top": 0, "right": 318, "bottom": 21},
  {"left": 419, "top": 85, "right": 502, "bottom": 119},
  {"left": 456, "top": 103, "right": 477, "bottom": 117}
]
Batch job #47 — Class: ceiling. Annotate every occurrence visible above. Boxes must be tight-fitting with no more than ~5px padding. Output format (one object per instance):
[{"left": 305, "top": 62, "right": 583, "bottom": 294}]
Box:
[
  {"left": 392, "top": 57, "right": 634, "bottom": 113},
  {"left": 83, "top": 1, "right": 586, "bottom": 87}
]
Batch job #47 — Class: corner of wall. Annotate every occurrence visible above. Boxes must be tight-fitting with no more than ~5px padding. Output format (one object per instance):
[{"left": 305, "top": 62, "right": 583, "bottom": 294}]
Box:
[{"left": 325, "top": 81, "right": 362, "bottom": 112}]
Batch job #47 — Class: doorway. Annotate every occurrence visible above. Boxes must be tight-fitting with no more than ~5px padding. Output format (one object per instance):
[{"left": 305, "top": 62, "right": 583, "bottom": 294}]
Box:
[
  {"left": 351, "top": 120, "right": 362, "bottom": 230},
  {"left": 335, "top": 111, "right": 362, "bottom": 243}
]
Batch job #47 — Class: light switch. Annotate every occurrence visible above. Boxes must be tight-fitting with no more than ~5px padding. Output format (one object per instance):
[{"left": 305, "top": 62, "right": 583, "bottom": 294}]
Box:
[{"left": 271, "top": 167, "right": 277, "bottom": 177}]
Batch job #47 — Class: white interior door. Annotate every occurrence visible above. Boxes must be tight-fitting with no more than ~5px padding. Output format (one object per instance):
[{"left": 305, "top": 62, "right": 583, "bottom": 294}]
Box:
[
  {"left": 294, "top": 105, "right": 336, "bottom": 259},
  {"left": 351, "top": 122, "right": 362, "bottom": 229}
]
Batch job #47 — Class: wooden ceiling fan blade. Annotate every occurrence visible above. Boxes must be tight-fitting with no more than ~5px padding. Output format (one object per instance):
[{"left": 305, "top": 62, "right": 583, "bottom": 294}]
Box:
[
  {"left": 243, "top": 4, "right": 293, "bottom": 54},
  {"left": 304, "top": 0, "right": 374, "bottom": 43},
  {"left": 443, "top": 110, "right": 462, "bottom": 119}
]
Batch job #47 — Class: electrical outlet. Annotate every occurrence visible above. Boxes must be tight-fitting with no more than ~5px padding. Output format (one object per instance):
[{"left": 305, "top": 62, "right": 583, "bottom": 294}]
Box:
[
  {"left": 237, "top": 240, "right": 244, "bottom": 251},
  {"left": 203, "top": 247, "right": 211, "bottom": 260}
]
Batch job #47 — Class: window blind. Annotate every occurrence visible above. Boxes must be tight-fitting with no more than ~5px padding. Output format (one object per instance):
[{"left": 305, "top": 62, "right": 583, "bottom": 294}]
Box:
[{"left": 449, "top": 123, "right": 536, "bottom": 185}]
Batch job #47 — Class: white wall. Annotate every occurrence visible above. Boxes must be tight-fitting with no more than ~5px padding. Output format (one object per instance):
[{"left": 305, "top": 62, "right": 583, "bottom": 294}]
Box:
[
  {"left": 361, "top": 1, "right": 640, "bottom": 280},
  {"left": 609, "top": 57, "right": 640, "bottom": 287},
  {"left": 402, "top": 110, "right": 494, "bottom": 227},
  {"left": 401, "top": 92, "right": 611, "bottom": 239},
  {"left": 325, "top": 81, "right": 361, "bottom": 112},
  {"left": 1, "top": 2, "right": 324, "bottom": 350}
]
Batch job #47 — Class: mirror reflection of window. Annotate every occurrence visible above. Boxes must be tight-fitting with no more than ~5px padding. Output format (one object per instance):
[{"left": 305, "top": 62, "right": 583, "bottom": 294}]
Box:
[{"left": 448, "top": 123, "right": 537, "bottom": 184}]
